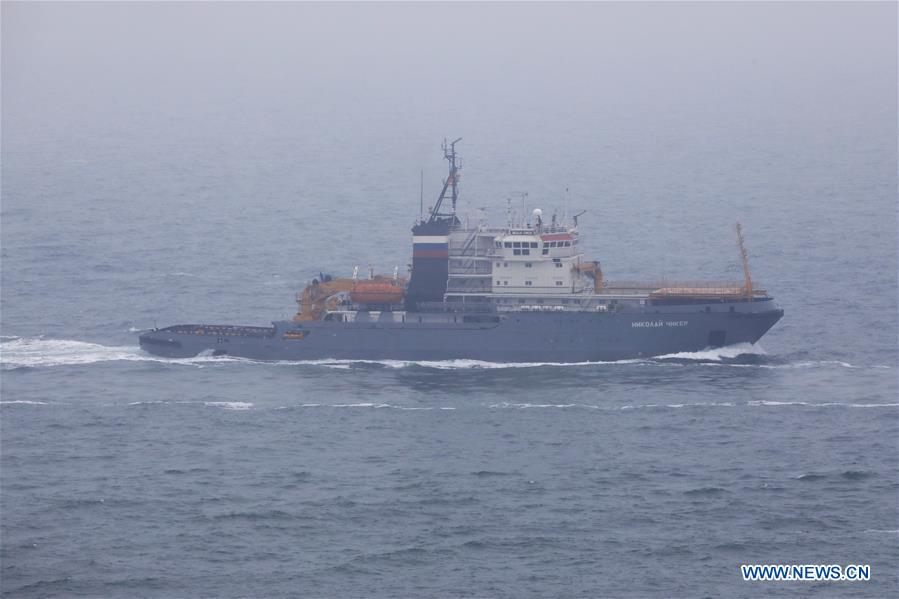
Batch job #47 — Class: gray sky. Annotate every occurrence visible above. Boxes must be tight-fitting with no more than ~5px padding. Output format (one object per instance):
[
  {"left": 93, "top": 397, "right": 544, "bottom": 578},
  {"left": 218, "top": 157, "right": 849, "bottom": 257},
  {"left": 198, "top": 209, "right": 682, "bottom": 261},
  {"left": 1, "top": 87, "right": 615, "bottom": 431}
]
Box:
[
  {"left": 4, "top": 2, "right": 894, "bottom": 123},
  {"left": 2, "top": 1, "right": 896, "bottom": 290}
]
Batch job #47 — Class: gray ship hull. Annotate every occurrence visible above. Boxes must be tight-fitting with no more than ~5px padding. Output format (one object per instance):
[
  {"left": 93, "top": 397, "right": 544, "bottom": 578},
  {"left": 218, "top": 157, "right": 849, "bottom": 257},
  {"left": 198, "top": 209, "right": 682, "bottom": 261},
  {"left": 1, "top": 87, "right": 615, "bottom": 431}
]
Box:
[{"left": 139, "top": 298, "right": 783, "bottom": 362}]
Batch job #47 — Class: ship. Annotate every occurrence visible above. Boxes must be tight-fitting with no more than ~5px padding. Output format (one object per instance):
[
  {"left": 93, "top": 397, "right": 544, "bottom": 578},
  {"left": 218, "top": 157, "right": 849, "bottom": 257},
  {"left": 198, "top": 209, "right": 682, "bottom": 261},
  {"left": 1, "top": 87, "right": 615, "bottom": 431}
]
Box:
[{"left": 139, "top": 139, "right": 783, "bottom": 362}]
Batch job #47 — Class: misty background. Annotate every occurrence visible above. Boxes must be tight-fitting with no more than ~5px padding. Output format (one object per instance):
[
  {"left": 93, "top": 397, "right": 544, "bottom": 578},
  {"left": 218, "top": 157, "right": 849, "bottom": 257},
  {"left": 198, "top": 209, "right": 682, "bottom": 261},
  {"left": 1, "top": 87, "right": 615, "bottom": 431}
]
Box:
[
  {"left": 1, "top": 0, "right": 896, "bottom": 331},
  {"left": 3, "top": 1, "right": 896, "bottom": 356},
  {"left": 2, "top": 4, "right": 898, "bottom": 597}
]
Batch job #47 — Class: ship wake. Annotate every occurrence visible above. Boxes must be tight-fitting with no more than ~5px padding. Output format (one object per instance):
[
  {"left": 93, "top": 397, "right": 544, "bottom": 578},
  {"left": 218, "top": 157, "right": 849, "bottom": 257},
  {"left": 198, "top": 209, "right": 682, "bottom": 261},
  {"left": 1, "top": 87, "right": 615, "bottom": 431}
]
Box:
[{"left": 0, "top": 337, "right": 888, "bottom": 371}]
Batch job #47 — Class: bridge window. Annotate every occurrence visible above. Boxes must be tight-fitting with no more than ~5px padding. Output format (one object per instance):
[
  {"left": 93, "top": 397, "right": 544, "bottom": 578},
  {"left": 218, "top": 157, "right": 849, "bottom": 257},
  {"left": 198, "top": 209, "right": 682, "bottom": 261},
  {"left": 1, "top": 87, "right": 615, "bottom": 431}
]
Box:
[
  {"left": 522, "top": 249, "right": 530, "bottom": 255},
  {"left": 564, "top": 241, "right": 571, "bottom": 247},
  {"left": 524, "top": 262, "right": 532, "bottom": 268},
  {"left": 495, "top": 262, "right": 501, "bottom": 267},
  {"left": 525, "top": 280, "right": 533, "bottom": 286},
  {"left": 555, "top": 262, "right": 563, "bottom": 268},
  {"left": 504, "top": 242, "right": 512, "bottom": 248},
  {"left": 542, "top": 248, "right": 549, "bottom": 255},
  {"left": 555, "top": 281, "right": 564, "bottom": 286},
  {"left": 530, "top": 242, "right": 538, "bottom": 248},
  {"left": 513, "top": 249, "right": 521, "bottom": 255},
  {"left": 495, "top": 241, "right": 502, "bottom": 248},
  {"left": 496, "top": 280, "right": 501, "bottom": 285},
  {"left": 513, "top": 242, "right": 521, "bottom": 248}
]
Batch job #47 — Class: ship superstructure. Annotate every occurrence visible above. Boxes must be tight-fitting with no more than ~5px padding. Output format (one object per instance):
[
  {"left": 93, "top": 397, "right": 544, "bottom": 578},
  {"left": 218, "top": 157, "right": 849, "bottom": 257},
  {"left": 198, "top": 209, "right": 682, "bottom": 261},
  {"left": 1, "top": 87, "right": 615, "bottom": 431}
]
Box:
[{"left": 139, "top": 140, "right": 783, "bottom": 362}]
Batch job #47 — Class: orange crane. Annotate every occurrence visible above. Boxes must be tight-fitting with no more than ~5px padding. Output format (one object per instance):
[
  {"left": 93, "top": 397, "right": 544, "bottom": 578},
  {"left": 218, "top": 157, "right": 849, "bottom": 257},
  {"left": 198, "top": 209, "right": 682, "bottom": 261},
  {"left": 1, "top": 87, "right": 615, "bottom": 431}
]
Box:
[{"left": 736, "top": 222, "right": 753, "bottom": 299}]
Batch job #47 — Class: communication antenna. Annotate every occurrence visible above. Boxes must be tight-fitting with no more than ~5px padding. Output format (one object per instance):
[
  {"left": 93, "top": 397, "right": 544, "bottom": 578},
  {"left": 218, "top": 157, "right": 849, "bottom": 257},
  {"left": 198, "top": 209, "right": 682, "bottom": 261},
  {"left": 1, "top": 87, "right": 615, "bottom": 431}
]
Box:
[
  {"left": 572, "top": 210, "right": 586, "bottom": 228},
  {"left": 427, "top": 137, "right": 462, "bottom": 223},
  {"left": 736, "top": 222, "right": 753, "bottom": 298},
  {"left": 352, "top": 266, "right": 359, "bottom": 281},
  {"left": 419, "top": 169, "right": 424, "bottom": 219}
]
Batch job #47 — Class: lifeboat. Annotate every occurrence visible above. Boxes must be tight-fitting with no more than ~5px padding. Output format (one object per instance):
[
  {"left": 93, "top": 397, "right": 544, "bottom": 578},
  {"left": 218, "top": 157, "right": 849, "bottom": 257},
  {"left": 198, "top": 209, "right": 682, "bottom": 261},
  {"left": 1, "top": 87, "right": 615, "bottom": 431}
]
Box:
[{"left": 350, "top": 281, "right": 405, "bottom": 304}]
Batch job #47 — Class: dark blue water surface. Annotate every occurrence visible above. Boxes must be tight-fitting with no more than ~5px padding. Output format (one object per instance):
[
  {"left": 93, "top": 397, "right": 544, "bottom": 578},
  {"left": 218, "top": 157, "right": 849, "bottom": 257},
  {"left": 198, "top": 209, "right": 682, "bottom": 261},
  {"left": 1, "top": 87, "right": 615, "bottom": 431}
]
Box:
[{"left": 2, "top": 3, "right": 897, "bottom": 597}]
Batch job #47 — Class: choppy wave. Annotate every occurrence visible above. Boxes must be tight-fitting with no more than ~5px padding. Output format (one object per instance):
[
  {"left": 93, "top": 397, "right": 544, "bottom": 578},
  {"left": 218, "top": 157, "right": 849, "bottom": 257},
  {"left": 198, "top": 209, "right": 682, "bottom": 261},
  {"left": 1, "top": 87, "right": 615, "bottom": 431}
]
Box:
[
  {"left": 4, "top": 397, "right": 893, "bottom": 411},
  {"left": 0, "top": 336, "right": 891, "bottom": 372},
  {"left": 0, "top": 400, "right": 51, "bottom": 405},
  {"left": 280, "top": 403, "right": 456, "bottom": 411},
  {"left": 490, "top": 401, "right": 897, "bottom": 410},
  {"left": 203, "top": 401, "right": 254, "bottom": 411},
  {"left": 748, "top": 400, "right": 898, "bottom": 408},
  {"left": 654, "top": 343, "right": 764, "bottom": 361},
  {"left": 0, "top": 338, "right": 227, "bottom": 369}
]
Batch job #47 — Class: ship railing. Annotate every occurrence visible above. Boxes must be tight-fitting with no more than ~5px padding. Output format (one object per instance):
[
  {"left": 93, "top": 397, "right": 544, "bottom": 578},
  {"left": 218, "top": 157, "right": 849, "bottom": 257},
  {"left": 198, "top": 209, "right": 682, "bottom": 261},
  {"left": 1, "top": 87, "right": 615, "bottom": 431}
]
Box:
[
  {"left": 604, "top": 280, "right": 754, "bottom": 290},
  {"left": 448, "top": 263, "right": 492, "bottom": 275},
  {"left": 448, "top": 233, "right": 491, "bottom": 257},
  {"left": 160, "top": 324, "right": 276, "bottom": 337},
  {"left": 445, "top": 284, "right": 493, "bottom": 294},
  {"left": 416, "top": 301, "right": 496, "bottom": 314}
]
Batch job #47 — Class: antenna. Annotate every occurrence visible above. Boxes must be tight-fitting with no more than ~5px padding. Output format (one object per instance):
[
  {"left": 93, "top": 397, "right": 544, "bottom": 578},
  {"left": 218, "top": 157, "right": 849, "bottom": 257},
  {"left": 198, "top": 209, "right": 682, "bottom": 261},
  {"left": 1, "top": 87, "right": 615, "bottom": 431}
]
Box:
[
  {"left": 736, "top": 222, "right": 753, "bottom": 298},
  {"left": 427, "top": 137, "right": 462, "bottom": 223},
  {"left": 419, "top": 169, "right": 424, "bottom": 219},
  {"left": 448, "top": 137, "right": 462, "bottom": 213},
  {"left": 572, "top": 210, "right": 586, "bottom": 228}
]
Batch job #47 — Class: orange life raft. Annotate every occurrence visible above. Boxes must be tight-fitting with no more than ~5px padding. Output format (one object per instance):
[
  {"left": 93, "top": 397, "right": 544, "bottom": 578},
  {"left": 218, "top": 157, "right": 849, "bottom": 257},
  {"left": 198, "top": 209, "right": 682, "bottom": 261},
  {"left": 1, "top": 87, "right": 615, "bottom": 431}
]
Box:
[{"left": 350, "top": 281, "right": 405, "bottom": 304}]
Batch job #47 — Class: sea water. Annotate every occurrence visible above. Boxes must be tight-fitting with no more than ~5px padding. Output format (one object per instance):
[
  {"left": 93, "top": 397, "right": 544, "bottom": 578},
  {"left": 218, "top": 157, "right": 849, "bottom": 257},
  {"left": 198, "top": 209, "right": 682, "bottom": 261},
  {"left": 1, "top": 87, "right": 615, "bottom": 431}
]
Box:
[{"left": 2, "top": 3, "right": 896, "bottom": 597}]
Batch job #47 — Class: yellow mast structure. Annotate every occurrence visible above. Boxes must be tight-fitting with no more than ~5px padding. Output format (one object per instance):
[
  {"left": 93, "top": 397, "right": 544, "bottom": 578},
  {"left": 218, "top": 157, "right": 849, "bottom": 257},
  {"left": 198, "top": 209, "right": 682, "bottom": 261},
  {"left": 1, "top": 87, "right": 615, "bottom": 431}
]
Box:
[{"left": 736, "top": 222, "right": 753, "bottom": 299}]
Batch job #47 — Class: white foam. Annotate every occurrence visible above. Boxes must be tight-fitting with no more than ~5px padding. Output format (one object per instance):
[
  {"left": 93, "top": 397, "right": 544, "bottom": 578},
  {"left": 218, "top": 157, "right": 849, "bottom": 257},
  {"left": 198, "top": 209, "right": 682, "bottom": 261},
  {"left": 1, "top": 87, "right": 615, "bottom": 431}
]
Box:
[
  {"left": 272, "top": 357, "right": 642, "bottom": 370},
  {"left": 291, "top": 403, "right": 454, "bottom": 410},
  {"left": 0, "top": 337, "right": 243, "bottom": 369},
  {"left": 618, "top": 402, "right": 737, "bottom": 410},
  {"left": 655, "top": 342, "right": 764, "bottom": 361},
  {"left": 204, "top": 401, "right": 254, "bottom": 410},
  {"left": 748, "top": 400, "right": 898, "bottom": 408},
  {"left": 489, "top": 400, "right": 894, "bottom": 411},
  {"left": 863, "top": 529, "right": 899, "bottom": 534},
  {"left": 0, "top": 400, "right": 50, "bottom": 405},
  {"left": 0, "top": 337, "right": 889, "bottom": 373},
  {"left": 698, "top": 360, "right": 860, "bottom": 370},
  {"left": 489, "top": 402, "right": 583, "bottom": 409}
]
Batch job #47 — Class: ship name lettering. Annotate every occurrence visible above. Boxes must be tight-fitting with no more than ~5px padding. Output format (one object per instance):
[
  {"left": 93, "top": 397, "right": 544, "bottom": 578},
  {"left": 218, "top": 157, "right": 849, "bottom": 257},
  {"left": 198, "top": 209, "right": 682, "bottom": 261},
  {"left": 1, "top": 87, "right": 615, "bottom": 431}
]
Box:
[{"left": 631, "top": 320, "right": 689, "bottom": 328}]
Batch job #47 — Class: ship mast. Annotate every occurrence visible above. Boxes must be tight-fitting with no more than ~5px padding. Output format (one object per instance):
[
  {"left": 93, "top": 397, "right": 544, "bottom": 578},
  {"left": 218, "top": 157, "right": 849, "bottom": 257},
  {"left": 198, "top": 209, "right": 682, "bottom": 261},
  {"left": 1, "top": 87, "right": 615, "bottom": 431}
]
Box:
[
  {"left": 427, "top": 137, "right": 462, "bottom": 223},
  {"left": 736, "top": 222, "right": 753, "bottom": 299}
]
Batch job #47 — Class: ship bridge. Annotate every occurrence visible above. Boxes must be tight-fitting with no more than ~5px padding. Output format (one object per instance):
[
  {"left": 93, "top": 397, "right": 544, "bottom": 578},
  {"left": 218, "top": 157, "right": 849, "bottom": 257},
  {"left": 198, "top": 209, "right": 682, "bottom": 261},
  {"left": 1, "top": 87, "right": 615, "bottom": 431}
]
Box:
[{"left": 442, "top": 212, "right": 601, "bottom": 306}]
